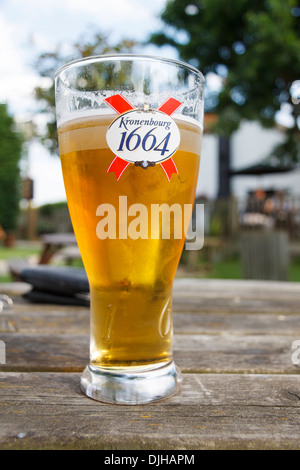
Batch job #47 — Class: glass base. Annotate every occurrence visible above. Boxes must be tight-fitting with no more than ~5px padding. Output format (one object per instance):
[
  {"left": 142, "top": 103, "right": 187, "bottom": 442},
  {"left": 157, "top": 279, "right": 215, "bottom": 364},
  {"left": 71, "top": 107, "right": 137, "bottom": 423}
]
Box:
[{"left": 80, "top": 361, "right": 182, "bottom": 405}]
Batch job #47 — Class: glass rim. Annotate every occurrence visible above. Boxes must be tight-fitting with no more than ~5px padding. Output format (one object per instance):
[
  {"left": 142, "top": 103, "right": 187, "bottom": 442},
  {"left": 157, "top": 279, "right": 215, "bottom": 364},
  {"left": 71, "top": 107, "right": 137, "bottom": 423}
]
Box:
[{"left": 55, "top": 53, "right": 205, "bottom": 84}]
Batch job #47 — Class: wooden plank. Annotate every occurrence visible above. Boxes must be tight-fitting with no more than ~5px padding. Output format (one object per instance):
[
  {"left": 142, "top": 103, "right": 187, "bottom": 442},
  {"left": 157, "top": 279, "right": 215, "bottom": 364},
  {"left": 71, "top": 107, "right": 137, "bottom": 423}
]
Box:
[
  {"left": 173, "top": 279, "right": 300, "bottom": 314},
  {"left": 0, "top": 332, "right": 299, "bottom": 374},
  {"left": 1, "top": 278, "right": 299, "bottom": 300},
  {"left": 174, "top": 296, "right": 300, "bottom": 314},
  {"left": 0, "top": 280, "right": 299, "bottom": 337},
  {"left": 3, "top": 309, "right": 300, "bottom": 336},
  {"left": 174, "top": 278, "right": 300, "bottom": 300},
  {"left": 0, "top": 333, "right": 88, "bottom": 372},
  {"left": 173, "top": 334, "right": 300, "bottom": 374},
  {"left": 0, "top": 372, "right": 300, "bottom": 450},
  {"left": 2, "top": 287, "right": 300, "bottom": 336},
  {"left": 174, "top": 312, "right": 300, "bottom": 335},
  {"left": 0, "top": 305, "right": 90, "bottom": 334},
  {"left": 3, "top": 290, "right": 300, "bottom": 335},
  {"left": 8, "top": 295, "right": 297, "bottom": 316}
]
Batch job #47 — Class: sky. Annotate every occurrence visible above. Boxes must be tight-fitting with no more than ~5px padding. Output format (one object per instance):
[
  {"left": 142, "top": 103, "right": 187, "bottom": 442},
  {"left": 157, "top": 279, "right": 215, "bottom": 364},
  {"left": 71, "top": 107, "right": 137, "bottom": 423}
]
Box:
[{"left": 0, "top": 0, "right": 179, "bottom": 206}]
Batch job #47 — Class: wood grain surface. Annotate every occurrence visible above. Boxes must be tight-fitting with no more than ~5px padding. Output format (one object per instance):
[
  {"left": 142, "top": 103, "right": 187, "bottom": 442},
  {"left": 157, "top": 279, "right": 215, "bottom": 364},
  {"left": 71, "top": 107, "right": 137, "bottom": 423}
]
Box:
[{"left": 0, "top": 278, "right": 300, "bottom": 450}]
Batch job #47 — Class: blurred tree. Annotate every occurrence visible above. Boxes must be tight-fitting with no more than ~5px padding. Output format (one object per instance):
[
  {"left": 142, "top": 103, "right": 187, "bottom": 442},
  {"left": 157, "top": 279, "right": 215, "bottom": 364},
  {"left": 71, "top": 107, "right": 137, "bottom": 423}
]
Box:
[
  {"left": 150, "top": 0, "right": 300, "bottom": 165},
  {"left": 0, "top": 104, "right": 23, "bottom": 235},
  {"left": 34, "top": 29, "right": 136, "bottom": 155}
]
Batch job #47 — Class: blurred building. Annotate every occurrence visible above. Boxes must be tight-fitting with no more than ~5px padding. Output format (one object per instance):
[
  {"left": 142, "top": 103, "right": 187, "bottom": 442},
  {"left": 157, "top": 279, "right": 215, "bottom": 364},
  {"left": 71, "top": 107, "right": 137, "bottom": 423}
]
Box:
[{"left": 197, "top": 120, "right": 300, "bottom": 201}]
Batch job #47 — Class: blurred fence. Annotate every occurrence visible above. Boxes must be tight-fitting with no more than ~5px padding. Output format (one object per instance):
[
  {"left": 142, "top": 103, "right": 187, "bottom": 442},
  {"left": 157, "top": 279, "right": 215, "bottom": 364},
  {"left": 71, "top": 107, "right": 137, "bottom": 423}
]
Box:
[
  {"left": 185, "top": 193, "right": 300, "bottom": 280},
  {"left": 237, "top": 191, "right": 300, "bottom": 281}
]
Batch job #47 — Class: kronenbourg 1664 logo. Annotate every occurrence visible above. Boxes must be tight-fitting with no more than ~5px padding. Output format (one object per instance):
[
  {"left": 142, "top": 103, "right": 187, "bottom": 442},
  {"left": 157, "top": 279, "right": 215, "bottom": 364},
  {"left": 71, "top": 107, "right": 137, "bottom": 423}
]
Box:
[{"left": 105, "top": 94, "right": 182, "bottom": 181}]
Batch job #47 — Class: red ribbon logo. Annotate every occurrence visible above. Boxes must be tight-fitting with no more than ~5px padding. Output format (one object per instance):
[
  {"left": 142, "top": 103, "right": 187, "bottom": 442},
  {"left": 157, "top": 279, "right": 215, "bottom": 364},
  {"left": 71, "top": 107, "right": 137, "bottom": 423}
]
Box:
[{"left": 104, "top": 94, "right": 182, "bottom": 181}]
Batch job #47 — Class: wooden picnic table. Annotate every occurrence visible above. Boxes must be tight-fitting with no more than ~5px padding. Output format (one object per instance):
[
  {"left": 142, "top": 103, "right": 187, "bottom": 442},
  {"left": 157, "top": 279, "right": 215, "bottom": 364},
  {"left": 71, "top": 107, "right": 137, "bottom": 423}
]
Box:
[
  {"left": 0, "top": 277, "right": 300, "bottom": 450},
  {"left": 39, "top": 233, "right": 79, "bottom": 264}
]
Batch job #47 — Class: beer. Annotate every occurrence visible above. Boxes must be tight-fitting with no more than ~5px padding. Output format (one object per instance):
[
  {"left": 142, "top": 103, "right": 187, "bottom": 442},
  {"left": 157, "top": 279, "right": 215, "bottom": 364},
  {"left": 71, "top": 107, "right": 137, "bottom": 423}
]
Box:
[
  {"left": 58, "top": 113, "right": 202, "bottom": 369},
  {"left": 55, "top": 54, "right": 205, "bottom": 404}
]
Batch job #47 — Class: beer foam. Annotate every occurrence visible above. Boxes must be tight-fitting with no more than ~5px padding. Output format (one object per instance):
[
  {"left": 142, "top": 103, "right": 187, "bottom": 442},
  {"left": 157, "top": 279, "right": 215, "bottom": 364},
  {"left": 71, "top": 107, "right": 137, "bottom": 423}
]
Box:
[
  {"left": 173, "top": 113, "right": 203, "bottom": 130},
  {"left": 57, "top": 108, "right": 203, "bottom": 130},
  {"left": 57, "top": 108, "right": 117, "bottom": 127},
  {"left": 58, "top": 110, "right": 202, "bottom": 156}
]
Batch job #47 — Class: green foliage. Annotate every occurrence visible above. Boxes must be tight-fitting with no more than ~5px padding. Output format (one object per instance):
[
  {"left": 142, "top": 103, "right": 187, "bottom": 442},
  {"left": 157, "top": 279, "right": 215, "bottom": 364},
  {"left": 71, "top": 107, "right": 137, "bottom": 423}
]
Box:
[
  {"left": 150, "top": 0, "right": 300, "bottom": 163},
  {"left": 38, "top": 201, "right": 68, "bottom": 217},
  {"left": 209, "top": 216, "right": 223, "bottom": 236},
  {"left": 37, "top": 201, "right": 72, "bottom": 235},
  {"left": 34, "top": 29, "right": 137, "bottom": 155},
  {"left": 0, "top": 104, "right": 23, "bottom": 232}
]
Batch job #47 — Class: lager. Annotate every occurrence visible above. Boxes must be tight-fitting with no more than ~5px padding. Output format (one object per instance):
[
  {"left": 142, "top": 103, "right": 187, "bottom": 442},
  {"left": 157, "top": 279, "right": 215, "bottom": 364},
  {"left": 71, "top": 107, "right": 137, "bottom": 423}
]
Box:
[
  {"left": 58, "top": 113, "right": 202, "bottom": 369},
  {"left": 55, "top": 54, "right": 205, "bottom": 404}
]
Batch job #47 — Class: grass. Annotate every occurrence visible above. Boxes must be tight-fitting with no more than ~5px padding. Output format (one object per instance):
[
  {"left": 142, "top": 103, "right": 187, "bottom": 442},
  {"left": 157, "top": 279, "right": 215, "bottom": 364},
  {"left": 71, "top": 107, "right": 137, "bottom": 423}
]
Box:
[
  {"left": 0, "top": 243, "right": 42, "bottom": 282},
  {"left": 207, "top": 257, "right": 242, "bottom": 280},
  {"left": 289, "top": 257, "right": 300, "bottom": 282},
  {"left": 0, "top": 245, "right": 41, "bottom": 260},
  {"left": 190, "top": 255, "right": 300, "bottom": 282}
]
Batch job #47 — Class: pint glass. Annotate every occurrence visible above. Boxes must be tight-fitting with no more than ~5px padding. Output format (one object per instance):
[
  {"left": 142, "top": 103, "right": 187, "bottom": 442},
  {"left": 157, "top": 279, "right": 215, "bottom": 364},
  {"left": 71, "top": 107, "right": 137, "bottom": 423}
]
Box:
[{"left": 55, "top": 55, "right": 205, "bottom": 404}]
